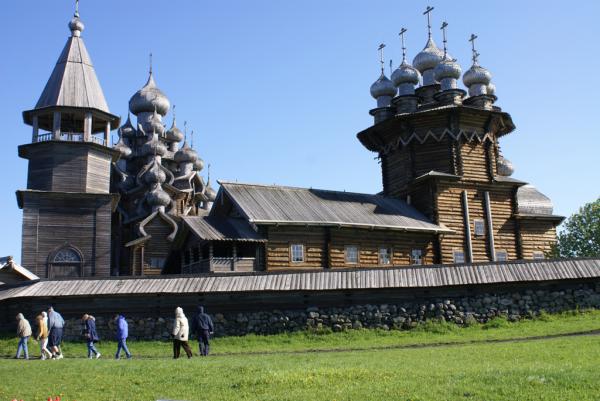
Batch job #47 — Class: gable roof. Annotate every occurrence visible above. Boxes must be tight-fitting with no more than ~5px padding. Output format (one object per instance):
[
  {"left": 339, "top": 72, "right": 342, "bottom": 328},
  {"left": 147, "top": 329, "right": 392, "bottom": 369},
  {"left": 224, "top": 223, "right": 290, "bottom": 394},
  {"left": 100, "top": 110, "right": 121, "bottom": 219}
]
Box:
[
  {"left": 181, "top": 215, "right": 266, "bottom": 242},
  {"left": 217, "top": 181, "right": 451, "bottom": 234},
  {"left": 0, "top": 257, "right": 39, "bottom": 284},
  {"left": 33, "top": 35, "right": 110, "bottom": 113}
]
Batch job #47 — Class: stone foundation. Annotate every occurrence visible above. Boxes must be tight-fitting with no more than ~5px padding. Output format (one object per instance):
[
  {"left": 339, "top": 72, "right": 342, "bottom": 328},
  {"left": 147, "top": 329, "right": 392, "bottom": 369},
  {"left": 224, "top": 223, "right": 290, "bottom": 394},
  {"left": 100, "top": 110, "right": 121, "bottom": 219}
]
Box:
[{"left": 60, "top": 283, "right": 600, "bottom": 341}]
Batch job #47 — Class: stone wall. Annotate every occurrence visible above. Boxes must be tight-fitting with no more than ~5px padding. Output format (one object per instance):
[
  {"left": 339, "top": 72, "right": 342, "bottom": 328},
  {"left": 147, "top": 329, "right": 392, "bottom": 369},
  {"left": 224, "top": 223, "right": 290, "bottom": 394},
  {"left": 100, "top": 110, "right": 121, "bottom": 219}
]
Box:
[{"left": 60, "top": 282, "right": 600, "bottom": 341}]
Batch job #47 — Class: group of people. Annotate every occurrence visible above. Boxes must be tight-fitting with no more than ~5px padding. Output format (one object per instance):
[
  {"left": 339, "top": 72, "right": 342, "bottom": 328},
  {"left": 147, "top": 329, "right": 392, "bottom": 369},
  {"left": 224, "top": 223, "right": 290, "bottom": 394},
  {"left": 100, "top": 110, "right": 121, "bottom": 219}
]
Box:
[
  {"left": 14, "top": 305, "right": 214, "bottom": 360},
  {"left": 15, "top": 306, "right": 65, "bottom": 360}
]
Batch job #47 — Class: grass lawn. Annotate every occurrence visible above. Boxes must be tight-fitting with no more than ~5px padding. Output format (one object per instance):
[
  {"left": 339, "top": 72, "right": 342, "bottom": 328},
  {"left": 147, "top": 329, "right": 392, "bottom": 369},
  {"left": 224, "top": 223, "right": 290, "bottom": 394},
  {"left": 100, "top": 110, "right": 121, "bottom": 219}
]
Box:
[{"left": 0, "top": 311, "right": 599, "bottom": 401}]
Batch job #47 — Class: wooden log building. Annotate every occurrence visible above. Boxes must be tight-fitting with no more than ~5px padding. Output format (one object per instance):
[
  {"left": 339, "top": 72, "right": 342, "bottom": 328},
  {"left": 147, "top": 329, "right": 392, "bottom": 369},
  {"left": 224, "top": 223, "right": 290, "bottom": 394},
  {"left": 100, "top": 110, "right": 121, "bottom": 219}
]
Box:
[{"left": 14, "top": 7, "right": 564, "bottom": 279}]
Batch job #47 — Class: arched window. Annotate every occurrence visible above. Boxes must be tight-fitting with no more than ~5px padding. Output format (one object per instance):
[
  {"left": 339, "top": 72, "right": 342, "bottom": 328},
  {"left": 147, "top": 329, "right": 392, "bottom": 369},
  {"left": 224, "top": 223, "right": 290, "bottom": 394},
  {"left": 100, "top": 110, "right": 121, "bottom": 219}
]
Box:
[{"left": 48, "top": 247, "right": 83, "bottom": 278}]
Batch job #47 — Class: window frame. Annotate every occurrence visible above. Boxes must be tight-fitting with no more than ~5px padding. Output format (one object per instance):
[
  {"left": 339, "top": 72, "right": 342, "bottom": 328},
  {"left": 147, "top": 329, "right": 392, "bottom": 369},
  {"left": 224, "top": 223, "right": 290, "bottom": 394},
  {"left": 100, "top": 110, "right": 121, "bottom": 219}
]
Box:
[
  {"left": 473, "top": 219, "right": 485, "bottom": 237},
  {"left": 290, "top": 243, "right": 305, "bottom": 264},
  {"left": 344, "top": 245, "right": 359, "bottom": 265},
  {"left": 532, "top": 251, "right": 545, "bottom": 260},
  {"left": 378, "top": 246, "right": 392, "bottom": 265},
  {"left": 496, "top": 250, "right": 508, "bottom": 262},
  {"left": 411, "top": 249, "right": 423, "bottom": 265},
  {"left": 453, "top": 249, "right": 465, "bottom": 264}
]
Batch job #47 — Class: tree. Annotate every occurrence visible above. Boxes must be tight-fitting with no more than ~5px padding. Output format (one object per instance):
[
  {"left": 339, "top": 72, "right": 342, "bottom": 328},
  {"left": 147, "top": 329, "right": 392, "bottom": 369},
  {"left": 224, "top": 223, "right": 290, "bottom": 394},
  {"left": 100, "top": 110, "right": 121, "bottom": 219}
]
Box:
[{"left": 551, "top": 198, "right": 600, "bottom": 258}]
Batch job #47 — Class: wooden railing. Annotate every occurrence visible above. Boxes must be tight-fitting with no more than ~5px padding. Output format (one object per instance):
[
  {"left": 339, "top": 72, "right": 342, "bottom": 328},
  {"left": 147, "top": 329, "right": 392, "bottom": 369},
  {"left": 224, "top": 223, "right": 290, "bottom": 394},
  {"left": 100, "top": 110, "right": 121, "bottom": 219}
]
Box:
[
  {"left": 182, "top": 257, "right": 256, "bottom": 273},
  {"left": 34, "top": 133, "right": 106, "bottom": 146}
]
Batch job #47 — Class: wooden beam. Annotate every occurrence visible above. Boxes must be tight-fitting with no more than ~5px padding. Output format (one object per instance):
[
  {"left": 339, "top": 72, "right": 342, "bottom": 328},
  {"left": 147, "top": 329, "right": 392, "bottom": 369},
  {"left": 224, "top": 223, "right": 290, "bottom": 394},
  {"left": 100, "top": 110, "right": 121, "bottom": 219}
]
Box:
[
  {"left": 52, "top": 111, "right": 61, "bottom": 140},
  {"left": 84, "top": 112, "right": 93, "bottom": 142},
  {"left": 32, "top": 115, "right": 39, "bottom": 142},
  {"left": 104, "top": 121, "right": 110, "bottom": 146},
  {"left": 461, "top": 190, "right": 473, "bottom": 263},
  {"left": 484, "top": 191, "right": 496, "bottom": 261}
]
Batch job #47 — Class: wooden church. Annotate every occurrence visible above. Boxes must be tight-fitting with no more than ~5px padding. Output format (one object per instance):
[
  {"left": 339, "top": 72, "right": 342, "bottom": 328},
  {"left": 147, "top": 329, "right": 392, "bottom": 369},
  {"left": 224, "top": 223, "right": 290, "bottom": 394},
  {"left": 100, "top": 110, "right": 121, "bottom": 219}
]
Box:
[{"left": 16, "top": 6, "right": 563, "bottom": 279}]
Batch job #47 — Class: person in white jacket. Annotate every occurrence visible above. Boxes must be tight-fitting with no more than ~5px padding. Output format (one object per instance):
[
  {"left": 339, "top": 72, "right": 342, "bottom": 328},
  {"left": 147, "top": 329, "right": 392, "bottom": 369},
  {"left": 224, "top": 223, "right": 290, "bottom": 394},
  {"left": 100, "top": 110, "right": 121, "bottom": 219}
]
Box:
[{"left": 172, "top": 307, "right": 193, "bottom": 359}]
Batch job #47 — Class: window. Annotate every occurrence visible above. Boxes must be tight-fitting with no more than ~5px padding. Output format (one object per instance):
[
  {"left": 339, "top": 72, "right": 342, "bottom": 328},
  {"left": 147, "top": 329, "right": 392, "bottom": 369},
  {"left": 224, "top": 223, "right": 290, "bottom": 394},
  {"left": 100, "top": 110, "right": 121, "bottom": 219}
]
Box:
[
  {"left": 411, "top": 249, "right": 423, "bottom": 265},
  {"left": 290, "top": 244, "right": 304, "bottom": 263},
  {"left": 473, "top": 219, "right": 485, "bottom": 237},
  {"left": 379, "top": 247, "right": 392, "bottom": 265},
  {"left": 496, "top": 250, "right": 508, "bottom": 262},
  {"left": 149, "top": 257, "right": 166, "bottom": 269},
  {"left": 345, "top": 245, "right": 359, "bottom": 264},
  {"left": 53, "top": 248, "right": 81, "bottom": 263},
  {"left": 532, "top": 251, "right": 545, "bottom": 260},
  {"left": 453, "top": 250, "right": 465, "bottom": 264}
]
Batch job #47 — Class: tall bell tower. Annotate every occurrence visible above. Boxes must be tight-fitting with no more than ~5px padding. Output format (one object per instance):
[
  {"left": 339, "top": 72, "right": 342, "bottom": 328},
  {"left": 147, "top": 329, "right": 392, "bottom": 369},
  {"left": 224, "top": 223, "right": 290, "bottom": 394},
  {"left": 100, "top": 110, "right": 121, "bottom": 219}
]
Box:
[{"left": 17, "top": 4, "right": 120, "bottom": 278}]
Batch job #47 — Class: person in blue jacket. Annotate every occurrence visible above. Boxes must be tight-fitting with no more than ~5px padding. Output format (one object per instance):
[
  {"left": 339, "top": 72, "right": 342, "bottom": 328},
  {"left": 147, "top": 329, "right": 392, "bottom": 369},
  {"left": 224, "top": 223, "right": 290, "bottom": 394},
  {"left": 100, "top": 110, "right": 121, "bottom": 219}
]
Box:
[
  {"left": 113, "top": 314, "right": 132, "bottom": 359},
  {"left": 191, "top": 305, "right": 214, "bottom": 356},
  {"left": 82, "top": 314, "right": 101, "bottom": 359}
]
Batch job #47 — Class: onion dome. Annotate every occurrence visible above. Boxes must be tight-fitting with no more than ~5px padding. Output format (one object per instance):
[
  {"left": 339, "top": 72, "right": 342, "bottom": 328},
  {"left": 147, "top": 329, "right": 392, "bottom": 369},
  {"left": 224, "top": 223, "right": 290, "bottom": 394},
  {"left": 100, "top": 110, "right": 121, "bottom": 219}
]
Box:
[
  {"left": 516, "top": 185, "right": 554, "bottom": 216},
  {"left": 193, "top": 157, "right": 204, "bottom": 171},
  {"left": 140, "top": 109, "right": 165, "bottom": 136},
  {"left": 496, "top": 156, "right": 514, "bottom": 177},
  {"left": 412, "top": 38, "right": 444, "bottom": 85},
  {"left": 129, "top": 72, "right": 170, "bottom": 116},
  {"left": 204, "top": 184, "right": 217, "bottom": 202},
  {"left": 166, "top": 117, "right": 184, "bottom": 143},
  {"left": 463, "top": 63, "right": 492, "bottom": 96},
  {"left": 141, "top": 133, "right": 168, "bottom": 157},
  {"left": 146, "top": 184, "right": 171, "bottom": 208},
  {"left": 487, "top": 82, "right": 496, "bottom": 96},
  {"left": 434, "top": 55, "right": 462, "bottom": 91},
  {"left": 68, "top": 14, "right": 84, "bottom": 37},
  {"left": 144, "top": 160, "right": 167, "bottom": 185},
  {"left": 370, "top": 72, "right": 397, "bottom": 108},
  {"left": 114, "top": 135, "right": 132, "bottom": 159},
  {"left": 391, "top": 61, "right": 421, "bottom": 96},
  {"left": 174, "top": 140, "right": 198, "bottom": 164},
  {"left": 120, "top": 113, "right": 136, "bottom": 138}
]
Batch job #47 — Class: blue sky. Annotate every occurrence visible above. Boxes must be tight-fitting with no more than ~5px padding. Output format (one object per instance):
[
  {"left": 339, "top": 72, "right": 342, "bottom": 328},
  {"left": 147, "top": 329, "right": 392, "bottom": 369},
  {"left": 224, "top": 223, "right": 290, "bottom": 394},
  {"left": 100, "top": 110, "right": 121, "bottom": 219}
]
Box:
[{"left": 0, "top": 1, "right": 598, "bottom": 261}]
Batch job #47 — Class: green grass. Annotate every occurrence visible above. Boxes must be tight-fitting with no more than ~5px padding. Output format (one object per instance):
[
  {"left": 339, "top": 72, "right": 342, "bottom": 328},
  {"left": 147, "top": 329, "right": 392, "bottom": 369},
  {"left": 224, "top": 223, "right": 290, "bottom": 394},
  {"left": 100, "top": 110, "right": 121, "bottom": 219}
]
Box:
[{"left": 1, "top": 310, "right": 599, "bottom": 401}]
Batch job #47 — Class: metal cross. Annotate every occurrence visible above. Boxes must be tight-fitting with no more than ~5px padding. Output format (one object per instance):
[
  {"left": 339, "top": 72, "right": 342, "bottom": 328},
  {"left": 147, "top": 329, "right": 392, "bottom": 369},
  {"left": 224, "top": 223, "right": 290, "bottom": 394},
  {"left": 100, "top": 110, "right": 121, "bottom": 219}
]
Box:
[
  {"left": 389, "top": 59, "right": 393, "bottom": 75},
  {"left": 75, "top": 0, "right": 79, "bottom": 17},
  {"left": 469, "top": 34, "right": 479, "bottom": 64},
  {"left": 440, "top": 22, "right": 449, "bottom": 57},
  {"left": 378, "top": 43, "right": 386, "bottom": 73},
  {"left": 149, "top": 53, "right": 153, "bottom": 75},
  {"left": 191, "top": 130, "right": 194, "bottom": 148},
  {"left": 207, "top": 163, "right": 211, "bottom": 183},
  {"left": 399, "top": 28, "right": 407, "bottom": 62},
  {"left": 183, "top": 120, "right": 188, "bottom": 143},
  {"left": 423, "top": 6, "right": 434, "bottom": 38}
]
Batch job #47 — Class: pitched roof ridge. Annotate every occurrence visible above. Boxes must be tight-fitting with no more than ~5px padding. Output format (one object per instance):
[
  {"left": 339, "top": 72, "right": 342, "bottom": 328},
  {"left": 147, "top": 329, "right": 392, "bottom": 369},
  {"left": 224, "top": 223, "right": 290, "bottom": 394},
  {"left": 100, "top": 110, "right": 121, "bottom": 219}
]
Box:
[{"left": 217, "top": 180, "right": 385, "bottom": 198}]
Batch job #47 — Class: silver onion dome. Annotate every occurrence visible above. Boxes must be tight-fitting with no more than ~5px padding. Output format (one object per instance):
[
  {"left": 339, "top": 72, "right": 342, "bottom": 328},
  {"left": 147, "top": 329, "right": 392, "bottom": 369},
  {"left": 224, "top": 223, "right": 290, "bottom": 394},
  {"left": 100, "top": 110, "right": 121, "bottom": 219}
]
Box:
[
  {"left": 392, "top": 61, "right": 420, "bottom": 87},
  {"left": 496, "top": 156, "right": 514, "bottom": 177},
  {"left": 516, "top": 185, "right": 554, "bottom": 216},
  {"left": 141, "top": 133, "right": 168, "bottom": 157},
  {"left": 165, "top": 117, "right": 184, "bottom": 143},
  {"left": 370, "top": 72, "right": 397, "bottom": 99},
  {"left": 129, "top": 73, "right": 170, "bottom": 116},
  {"left": 140, "top": 109, "right": 165, "bottom": 137},
  {"left": 463, "top": 64, "right": 492, "bottom": 96},
  {"left": 120, "top": 113, "right": 137, "bottom": 138},
  {"left": 144, "top": 160, "right": 167, "bottom": 185},
  {"left": 146, "top": 184, "right": 171, "bottom": 208},
  {"left": 412, "top": 38, "right": 444, "bottom": 85},
  {"left": 487, "top": 82, "right": 496, "bottom": 96},
  {"left": 434, "top": 55, "right": 462, "bottom": 91},
  {"left": 174, "top": 140, "right": 198, "bottom": 163},
  {"left": 193, "top": 157, "right": 204, "bottom": 171},
  {"left": 69, "top": 15, "right": 84, "bottom": 37},
  {"left": 204, "top": 184, "right": 217, "bottom": 202},
  {"left": 114, "top": 136, "right": 132, "bottom": 159}
]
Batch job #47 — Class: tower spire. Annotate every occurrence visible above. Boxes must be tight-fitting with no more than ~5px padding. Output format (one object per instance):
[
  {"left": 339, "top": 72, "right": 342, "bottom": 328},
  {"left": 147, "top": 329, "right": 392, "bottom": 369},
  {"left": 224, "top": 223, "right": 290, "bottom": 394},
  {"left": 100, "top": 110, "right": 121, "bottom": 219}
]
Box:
[
  {"left": 149, "top": 52, "right": 153, "bottom": 75},
  {"left": 75, "top": 0, "right": 80, "bottom": 17},
  {"left": 424, "top": 6, "right": 434, "bottom": 39},
  {"left": 399, "top": 27, "right": 407, "bottom": 63},
  {"left": 469, "top": 34, "right": 479, "bottom": 65},
  {"left": 440, "top": 22, "right": 449, "bottom": 58},
  {"left": 378, "top": 43, "right": 386, "bottom": 74}
]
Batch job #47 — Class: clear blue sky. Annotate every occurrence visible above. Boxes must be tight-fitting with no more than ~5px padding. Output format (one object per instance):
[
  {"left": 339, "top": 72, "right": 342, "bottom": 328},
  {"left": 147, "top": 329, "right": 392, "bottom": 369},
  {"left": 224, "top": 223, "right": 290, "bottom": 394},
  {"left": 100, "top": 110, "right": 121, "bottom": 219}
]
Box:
[{"left": 0, "top": 1, "right": 598, "bottom": 262}]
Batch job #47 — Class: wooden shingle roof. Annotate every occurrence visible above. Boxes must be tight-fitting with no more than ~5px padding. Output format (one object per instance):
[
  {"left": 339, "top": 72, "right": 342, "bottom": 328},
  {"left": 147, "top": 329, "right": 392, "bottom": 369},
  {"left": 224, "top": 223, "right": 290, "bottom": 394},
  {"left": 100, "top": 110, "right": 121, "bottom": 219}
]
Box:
[
  {"left": 218, "top": 181, "right": 451, "bottom": 234},
  {"left": 181, "top": 215, "right": 266, "bottom": 242},
  {"left": 1, "top": 259, "right": 598, "bottom": 301}
]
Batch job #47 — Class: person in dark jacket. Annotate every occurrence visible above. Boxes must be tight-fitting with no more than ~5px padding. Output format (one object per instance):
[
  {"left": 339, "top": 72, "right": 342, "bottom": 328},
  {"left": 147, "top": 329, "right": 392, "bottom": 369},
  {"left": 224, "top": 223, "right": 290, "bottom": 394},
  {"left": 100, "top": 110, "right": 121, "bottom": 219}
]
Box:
[
  {"left": 191, "top": 305, "right": 214, "bottom": 356},
  {"left": 82, "top": 314, "right": 101, "bottom": 359},
  {"left": 113, "top": 314, "right": 132, "bottom": 359}
]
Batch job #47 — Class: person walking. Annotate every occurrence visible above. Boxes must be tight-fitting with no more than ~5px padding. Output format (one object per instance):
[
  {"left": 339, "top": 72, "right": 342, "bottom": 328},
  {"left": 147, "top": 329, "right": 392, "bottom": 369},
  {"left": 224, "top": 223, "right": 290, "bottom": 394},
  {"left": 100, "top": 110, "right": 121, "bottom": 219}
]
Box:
[
  {"left": 35, "top": 314, "right": 52, "bottom": 360},
  {"left": 172, "top": 307, "right": 193, "bottom": 359},
  {"left": 191, "top": 305, "right": 214, "bottom": 356},
  {"left": 15, "top": 313, "right": 32, "bottom": 360},
  {"left": 82, "top": 314, "right": 101, "bottom": 359},
  {"left": 114, "top": 314, "right": 132, "bottom": 359},
  {"left": 47, "top": 306, "right": 65, "bottom": 359}
]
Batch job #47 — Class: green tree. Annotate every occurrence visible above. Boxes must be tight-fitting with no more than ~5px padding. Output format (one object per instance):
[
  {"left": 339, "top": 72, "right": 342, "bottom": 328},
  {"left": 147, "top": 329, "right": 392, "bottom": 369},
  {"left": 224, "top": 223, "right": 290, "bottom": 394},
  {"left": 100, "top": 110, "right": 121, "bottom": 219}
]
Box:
[{"left": 551, "top": 198, "right": 600, "bottom": 258}]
